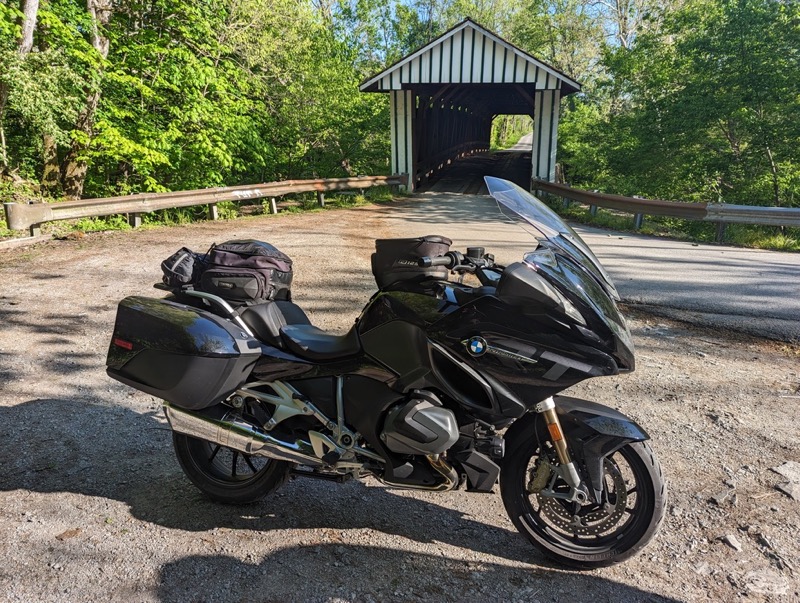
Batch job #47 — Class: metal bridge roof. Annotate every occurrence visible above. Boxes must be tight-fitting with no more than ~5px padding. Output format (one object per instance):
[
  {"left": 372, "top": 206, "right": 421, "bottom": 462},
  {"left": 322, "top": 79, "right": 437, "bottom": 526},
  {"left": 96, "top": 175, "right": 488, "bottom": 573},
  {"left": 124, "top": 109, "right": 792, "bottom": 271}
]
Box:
[{"left": 359, "top": 18, "right": 581, "bottom": 96}]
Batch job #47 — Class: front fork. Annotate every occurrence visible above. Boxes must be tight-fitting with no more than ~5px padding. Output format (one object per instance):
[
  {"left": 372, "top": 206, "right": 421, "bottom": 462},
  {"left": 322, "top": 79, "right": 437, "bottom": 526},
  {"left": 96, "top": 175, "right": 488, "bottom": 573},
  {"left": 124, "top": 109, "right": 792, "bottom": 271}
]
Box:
[{"left": 532, "top": 397, "right": 589, "bottom": 504}]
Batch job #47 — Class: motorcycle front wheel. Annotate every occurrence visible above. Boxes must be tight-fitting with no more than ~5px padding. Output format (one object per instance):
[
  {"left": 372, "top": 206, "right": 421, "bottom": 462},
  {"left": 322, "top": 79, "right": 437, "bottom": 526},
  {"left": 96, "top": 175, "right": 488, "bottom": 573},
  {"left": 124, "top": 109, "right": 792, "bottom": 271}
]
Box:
[
  {"left": 172, "top": 433, "right": 291, "bottom": 504},
  {"left": 500, "top": 439, "right": 666, "bottom": 568}
]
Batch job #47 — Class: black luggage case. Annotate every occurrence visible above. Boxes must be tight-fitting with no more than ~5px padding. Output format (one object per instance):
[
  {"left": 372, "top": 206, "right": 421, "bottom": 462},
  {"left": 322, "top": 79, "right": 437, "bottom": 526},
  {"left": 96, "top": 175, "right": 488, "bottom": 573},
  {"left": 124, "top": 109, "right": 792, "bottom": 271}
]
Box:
[{"left": 106, "top": 296, "right": 261, "bottom": 410}]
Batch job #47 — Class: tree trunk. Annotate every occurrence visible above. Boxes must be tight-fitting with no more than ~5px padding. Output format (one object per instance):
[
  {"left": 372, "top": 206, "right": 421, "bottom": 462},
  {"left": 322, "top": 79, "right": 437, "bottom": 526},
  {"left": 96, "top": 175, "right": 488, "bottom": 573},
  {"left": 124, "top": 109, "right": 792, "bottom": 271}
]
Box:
[
  {"left": 61, "top": 0, "right": 111, "bottom": 199},
  {"left": 0, "top": 89, "right": 9, "bottom": 171},
  {"left": 41, "top": 133, "right": 60, "bottom": 194},
  {"left": 61, "top": 91, "right": 101, "bottom": 198},
  {"left": 18, "top": 0, "right": 40, "bottom": 54},
  {"left": 765, "top": 145, "right": 780, "bottom": 207}
]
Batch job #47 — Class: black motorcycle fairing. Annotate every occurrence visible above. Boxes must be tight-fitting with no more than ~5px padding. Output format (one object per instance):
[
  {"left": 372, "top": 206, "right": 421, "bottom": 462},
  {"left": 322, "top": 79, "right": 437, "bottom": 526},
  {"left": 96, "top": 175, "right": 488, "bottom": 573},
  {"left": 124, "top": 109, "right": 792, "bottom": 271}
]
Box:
[
  {"left": 428, "top": 295, "right": 619, "bottom": 407},
  {"left": 503, "top": 395, "right": 649, "bottom": 502},
  {"left": 360, "top": 318, "right": 431, "bottom": 379},
  {"left": 355, "top": 277, "right": 622, "bottom": 423},
  {"left": 527, "top": 247, "right": 634, "bottom": 371}
]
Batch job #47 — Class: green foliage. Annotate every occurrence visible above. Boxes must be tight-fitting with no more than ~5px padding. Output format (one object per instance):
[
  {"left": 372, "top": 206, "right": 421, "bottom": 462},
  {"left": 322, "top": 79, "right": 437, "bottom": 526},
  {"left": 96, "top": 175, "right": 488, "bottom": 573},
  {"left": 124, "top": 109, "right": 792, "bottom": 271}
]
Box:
[
  {"left": 1, "top": 0, "right": 392, "bottom": 199},
  {"left": 216, "top": 201, "right": 239, "bottom": 220},
  {"left": 723, "top": 225, "right": 800, "bottom": 251},
  {"left": 363, "top": 185, "right": 394, "bottom": 202},
  {"left": 73, "top": 214, "right": 132, "bottom": 232},
  {"left": 491, "top": 115, "right": 532, "bottom": 150},
  {"left": 507, "top": 0, "right": 603, "bottom": 86},
  {"left": 559, "top": 0, "right": 800, "bottom": 209}
]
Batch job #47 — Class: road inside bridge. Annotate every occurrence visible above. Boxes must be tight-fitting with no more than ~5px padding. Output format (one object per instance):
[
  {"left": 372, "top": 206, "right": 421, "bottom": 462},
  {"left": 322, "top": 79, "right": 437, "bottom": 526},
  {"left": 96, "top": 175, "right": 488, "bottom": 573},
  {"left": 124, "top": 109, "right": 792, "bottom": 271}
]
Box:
[
  {"left": 386, "top": 191, "right": 800, "bottom": 342},
  {"left": 418, "top": 138, "right": 533, "bottom": 195}
]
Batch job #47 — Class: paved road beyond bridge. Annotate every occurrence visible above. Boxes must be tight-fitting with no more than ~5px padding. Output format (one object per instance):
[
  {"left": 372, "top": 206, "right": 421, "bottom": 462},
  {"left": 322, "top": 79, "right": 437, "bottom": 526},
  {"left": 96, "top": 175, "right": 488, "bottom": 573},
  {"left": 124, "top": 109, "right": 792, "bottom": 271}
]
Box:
[{"left": 395, "top": 192, "right": 800, "bottom": 343}]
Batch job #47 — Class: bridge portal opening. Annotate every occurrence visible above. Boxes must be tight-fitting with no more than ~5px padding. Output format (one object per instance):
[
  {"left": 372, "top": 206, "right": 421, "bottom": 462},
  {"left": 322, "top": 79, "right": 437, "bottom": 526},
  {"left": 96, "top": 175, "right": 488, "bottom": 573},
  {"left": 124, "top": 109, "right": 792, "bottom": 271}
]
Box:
[{"left": 491, "top": 115, "right": 533, "bottom": 151}]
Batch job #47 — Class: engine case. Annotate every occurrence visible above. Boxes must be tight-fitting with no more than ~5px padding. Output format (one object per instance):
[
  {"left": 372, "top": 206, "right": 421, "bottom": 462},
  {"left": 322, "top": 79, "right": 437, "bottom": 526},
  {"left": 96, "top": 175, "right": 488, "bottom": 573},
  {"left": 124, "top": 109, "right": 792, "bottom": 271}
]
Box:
[{"left": 381, "top": 392, "right": 459, "bottom": 455}]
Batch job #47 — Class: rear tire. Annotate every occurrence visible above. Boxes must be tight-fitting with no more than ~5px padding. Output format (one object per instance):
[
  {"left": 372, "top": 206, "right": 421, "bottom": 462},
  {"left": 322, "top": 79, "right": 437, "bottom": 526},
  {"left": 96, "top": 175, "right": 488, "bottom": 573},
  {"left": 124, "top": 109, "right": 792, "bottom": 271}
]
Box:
[
  {"left": 172, "top": 433, "right": 291, "bottom": 504},
  {"left": 500, "top": 439, "right": 666, "bottom": 568}
]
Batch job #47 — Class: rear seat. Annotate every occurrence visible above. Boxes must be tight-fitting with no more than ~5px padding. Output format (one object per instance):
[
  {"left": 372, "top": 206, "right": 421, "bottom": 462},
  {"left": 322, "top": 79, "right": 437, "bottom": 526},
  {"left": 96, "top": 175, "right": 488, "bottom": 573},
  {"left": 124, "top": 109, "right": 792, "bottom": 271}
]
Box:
[{"left": 240, "top": 301, "right": 311, "bottom": 348}]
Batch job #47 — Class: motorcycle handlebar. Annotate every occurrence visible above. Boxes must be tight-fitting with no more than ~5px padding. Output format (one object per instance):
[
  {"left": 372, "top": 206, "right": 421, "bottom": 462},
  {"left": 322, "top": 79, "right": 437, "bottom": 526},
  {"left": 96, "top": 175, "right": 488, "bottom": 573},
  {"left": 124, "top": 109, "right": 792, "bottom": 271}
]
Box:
[{"left": 418, "top": 255, "right": 456, "bottom": 268}]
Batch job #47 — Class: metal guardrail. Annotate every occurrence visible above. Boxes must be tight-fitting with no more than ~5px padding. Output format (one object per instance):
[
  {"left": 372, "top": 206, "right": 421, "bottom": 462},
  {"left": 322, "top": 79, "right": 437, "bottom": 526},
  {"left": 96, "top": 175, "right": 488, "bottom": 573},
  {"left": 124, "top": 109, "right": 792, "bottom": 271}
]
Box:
[
  {"left": 3, "top": 175, "right": 408, "bottom": 236},
  {"left": 532, "top": 179, "right": 800, "bottom": 238}
]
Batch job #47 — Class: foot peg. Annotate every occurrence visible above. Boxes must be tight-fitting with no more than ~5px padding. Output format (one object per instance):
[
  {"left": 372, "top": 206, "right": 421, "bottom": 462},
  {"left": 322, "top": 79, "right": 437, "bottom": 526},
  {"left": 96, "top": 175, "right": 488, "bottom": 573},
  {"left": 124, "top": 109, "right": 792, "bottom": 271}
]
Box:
[{"left": 309, "top": 431, "right": 345, "bottom": 464}]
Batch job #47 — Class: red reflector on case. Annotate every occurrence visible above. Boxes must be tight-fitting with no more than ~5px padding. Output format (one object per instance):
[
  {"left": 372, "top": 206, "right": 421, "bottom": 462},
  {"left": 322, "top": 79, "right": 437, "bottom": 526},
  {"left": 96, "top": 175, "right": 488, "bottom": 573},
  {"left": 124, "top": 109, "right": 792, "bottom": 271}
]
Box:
[{"left": 113, "top": 338, "right": 134, "bottom": 351}]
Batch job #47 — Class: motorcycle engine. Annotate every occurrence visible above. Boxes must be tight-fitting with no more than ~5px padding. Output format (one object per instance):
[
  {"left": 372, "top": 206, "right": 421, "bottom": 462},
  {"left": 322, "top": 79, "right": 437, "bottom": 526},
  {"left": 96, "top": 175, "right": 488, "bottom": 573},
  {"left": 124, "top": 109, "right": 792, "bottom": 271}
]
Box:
[{"left": 381, "top": 390, "right": 459, "bottom": 455}]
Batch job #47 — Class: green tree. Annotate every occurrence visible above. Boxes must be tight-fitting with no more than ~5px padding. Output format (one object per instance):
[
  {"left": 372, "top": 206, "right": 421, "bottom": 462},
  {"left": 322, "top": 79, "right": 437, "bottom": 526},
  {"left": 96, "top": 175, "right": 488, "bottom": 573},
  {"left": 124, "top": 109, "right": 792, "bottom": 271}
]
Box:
[{"left": 585, "top": 0, "right": 800, "bottom": 205}]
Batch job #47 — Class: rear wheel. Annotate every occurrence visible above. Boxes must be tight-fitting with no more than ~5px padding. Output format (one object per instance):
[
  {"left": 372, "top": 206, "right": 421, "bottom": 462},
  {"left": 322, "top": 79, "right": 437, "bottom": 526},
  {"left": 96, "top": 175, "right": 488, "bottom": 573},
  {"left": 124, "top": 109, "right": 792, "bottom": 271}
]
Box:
[
  {"left": 500, "top": 438, "right": 666, "bottom": 568},
  {"left": 172, "top": 433, "right": 291, "bottom": 504}
]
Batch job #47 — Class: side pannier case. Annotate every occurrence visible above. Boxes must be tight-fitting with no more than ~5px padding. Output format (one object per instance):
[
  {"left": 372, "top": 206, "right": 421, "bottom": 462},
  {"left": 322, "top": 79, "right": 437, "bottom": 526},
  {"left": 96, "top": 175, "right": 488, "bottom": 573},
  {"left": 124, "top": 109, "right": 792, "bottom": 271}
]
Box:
[
  {"left": 106, "top": 296, "right": 261, "bottom": 410},
  {"left": 371, "top": 235, "right": 452, "bottom": 289}
]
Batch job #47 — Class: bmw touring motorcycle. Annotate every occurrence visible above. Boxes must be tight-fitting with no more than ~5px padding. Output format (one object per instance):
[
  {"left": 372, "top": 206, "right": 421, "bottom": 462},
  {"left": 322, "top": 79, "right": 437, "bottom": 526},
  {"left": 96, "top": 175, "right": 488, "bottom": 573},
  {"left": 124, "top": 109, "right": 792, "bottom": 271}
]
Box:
[{"left": 106, "top": 177, "right": 666, "bottom": 568}]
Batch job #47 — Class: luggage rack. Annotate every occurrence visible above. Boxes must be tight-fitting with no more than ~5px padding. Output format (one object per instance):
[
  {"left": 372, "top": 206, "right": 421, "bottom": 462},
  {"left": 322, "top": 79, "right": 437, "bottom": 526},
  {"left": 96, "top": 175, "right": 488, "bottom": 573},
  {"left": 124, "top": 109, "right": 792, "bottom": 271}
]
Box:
[{"left": 153, "top": 283, "right": 255, "bottom": 338}]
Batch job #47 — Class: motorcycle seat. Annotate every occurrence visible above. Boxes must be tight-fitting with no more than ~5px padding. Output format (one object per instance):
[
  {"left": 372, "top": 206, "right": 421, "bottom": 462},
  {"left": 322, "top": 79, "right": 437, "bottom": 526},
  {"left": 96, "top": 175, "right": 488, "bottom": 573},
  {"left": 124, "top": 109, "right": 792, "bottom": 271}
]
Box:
[
  {"left": 240, "top": 301, "right": 311, "bottom": 348},
  {"left": 279, "top": 324, "right": 361, "bottom": 361}
]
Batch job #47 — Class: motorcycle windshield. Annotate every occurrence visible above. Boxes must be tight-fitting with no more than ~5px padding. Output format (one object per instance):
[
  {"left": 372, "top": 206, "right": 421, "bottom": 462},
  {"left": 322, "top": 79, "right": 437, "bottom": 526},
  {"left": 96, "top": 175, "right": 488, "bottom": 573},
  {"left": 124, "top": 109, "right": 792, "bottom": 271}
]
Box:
[{"left": 484, "top": 176, "right": 620, "bottom": 301}]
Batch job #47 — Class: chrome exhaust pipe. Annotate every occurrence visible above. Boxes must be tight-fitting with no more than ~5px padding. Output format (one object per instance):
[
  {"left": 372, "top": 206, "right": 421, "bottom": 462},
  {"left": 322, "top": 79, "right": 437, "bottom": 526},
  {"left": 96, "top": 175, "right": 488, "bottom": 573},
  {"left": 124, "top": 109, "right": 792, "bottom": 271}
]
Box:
[{"left": 163, "top": 402, "right": 325, "bottom": 466}]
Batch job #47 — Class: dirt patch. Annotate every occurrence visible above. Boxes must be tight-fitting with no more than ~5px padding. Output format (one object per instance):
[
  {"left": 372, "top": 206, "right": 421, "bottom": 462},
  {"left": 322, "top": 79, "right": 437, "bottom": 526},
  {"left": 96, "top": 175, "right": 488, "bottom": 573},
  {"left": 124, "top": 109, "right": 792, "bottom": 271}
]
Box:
[{"left": 1, "top": 201, "right": 798, "bottom": 602}]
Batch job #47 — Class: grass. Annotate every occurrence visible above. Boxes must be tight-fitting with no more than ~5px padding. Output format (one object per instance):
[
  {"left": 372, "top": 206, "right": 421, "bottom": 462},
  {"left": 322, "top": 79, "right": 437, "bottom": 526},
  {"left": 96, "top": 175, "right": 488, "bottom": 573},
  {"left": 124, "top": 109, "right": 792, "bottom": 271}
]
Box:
[{"left": 0, "top": 217, "right": 14, "bottom": 239}]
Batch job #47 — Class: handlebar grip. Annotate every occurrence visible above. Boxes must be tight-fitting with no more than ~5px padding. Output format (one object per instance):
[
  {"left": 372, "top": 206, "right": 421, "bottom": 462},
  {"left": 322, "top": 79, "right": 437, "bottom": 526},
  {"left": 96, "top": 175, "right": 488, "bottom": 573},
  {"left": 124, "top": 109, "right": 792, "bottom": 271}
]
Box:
[{"left": 418, "top": 255, "right": 454, "bottom": 268}]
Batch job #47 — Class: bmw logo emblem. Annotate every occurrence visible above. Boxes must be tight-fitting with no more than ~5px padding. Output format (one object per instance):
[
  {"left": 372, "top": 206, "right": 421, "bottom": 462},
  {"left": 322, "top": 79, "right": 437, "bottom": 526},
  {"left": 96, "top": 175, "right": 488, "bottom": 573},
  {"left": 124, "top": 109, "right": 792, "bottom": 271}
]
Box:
[{"left": 466, "top": 336, "right": 488, "bottom": 357}]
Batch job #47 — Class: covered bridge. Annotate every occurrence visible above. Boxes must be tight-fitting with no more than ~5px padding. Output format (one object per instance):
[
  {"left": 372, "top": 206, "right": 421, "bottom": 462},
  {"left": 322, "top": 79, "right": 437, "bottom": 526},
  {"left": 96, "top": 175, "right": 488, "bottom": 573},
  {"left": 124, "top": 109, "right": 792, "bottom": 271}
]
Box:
[{"left": 360, "top": 19, "right": 581, "bottom": 191}]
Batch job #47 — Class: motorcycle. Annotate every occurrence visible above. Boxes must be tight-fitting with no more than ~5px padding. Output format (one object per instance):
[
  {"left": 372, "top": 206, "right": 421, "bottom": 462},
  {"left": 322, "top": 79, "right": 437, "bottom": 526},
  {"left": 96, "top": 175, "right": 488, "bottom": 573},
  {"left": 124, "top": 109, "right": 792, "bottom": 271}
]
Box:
[{"left": 106, "top": 176, "right": 666, "bottom": 568}]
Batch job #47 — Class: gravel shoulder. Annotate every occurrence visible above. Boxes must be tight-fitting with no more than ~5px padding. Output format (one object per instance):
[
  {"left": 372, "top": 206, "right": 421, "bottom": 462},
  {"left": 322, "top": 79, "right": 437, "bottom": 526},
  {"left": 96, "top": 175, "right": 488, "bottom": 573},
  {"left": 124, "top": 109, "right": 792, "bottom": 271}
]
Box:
[{"left": 1, "top": 197, "right": 798, "bottom": 602}]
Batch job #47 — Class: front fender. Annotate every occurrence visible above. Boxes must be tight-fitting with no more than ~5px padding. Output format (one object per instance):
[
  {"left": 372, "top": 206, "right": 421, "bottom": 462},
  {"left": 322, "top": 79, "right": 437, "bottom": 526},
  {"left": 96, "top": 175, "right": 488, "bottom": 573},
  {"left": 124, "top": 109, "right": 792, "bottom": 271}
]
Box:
[{"left": 503, "top": 395, "right": 649, "bottom": 502}]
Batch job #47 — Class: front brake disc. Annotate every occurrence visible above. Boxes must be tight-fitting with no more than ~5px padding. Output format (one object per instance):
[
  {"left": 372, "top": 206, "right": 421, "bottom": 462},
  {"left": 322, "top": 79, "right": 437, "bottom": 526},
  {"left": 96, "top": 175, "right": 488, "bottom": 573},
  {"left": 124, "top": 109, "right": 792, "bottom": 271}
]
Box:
[{"left": 538, "top": 458, "right": 628, "bottom": 536}]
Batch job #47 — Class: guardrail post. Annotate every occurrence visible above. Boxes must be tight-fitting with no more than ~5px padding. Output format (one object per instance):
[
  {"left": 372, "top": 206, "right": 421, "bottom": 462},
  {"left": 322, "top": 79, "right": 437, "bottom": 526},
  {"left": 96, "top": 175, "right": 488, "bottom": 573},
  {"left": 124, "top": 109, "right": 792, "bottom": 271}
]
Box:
[
  {"left": 29, "top": 224, "right": 41, "bottom": 237},
  {"left": 633, "top": 213, "right": 644, "bottom": 230},
  {"left": 589, "top": 205, "right": 598, "bottom": 216},
  {"left": 316, "top": 191, "right": 325, "bottom": 207},
  {"left": 562, "top": 199, "right": 571, "bottom": 209},
  {"left": 128, "top": 213, "right": 142, "bottom": 228},
  {"left": 715, "top": 221, "right": 726, "bottom": 243},
  {"left": 208, "top": 204, "right": 219, "bottom": 221},
  {"left": 269, "top": 198, "right": 278, "bottom": 215}
]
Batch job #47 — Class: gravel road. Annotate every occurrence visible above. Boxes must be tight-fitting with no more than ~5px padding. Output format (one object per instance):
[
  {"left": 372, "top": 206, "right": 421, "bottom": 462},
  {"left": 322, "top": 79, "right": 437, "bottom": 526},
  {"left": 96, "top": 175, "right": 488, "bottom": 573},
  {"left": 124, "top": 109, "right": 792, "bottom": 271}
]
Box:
[{"left": 1, "top": 194, "right": 798, "bottom": 602}]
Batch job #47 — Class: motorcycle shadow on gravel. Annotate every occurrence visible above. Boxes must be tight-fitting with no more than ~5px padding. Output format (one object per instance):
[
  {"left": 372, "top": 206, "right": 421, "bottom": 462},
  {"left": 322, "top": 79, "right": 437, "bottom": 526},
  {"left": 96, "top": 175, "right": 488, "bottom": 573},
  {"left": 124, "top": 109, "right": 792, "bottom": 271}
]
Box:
[
  {"left": 157, "top": 544, "right": 682, "bottom": 603},
  {"left": 1, "top": 395, "right": 537, "bottom": 566}
]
